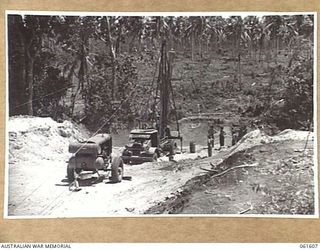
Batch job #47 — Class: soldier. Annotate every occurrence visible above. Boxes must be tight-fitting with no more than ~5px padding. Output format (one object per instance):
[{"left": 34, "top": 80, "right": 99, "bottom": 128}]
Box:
[
  {"left": 165, "top": 126, "right": 171, "bottom": 137},
  {"left": 219, "top": 127, "right": 226, "bottom": 148},
  {"left": 207, "top": 125, "right": 215, "bottom": 148},
  {"left": 154, "top": 115, "right": 160, "bottom": 131},
  {"left": 239, "top": 125, "right": 247, "bottom": 139},
  {"left": 231, "top": 127, "right": 238, "bottom": 145}
]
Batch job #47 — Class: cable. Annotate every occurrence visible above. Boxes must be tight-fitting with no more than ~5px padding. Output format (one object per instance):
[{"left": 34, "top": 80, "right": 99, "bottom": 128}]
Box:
[
  {"left": 12, "top": 85, "right": 71, "bottom": 110},
  {"left": 146, "top": 52, "right": 160, "bottom": 117},
  {"left": 72, "top": 81, "right": 139, "bottom": 155}
]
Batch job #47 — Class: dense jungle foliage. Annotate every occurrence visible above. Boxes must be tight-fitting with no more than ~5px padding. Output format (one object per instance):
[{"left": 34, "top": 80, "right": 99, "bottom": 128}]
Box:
[{"left": 8, "top": 15, "right": 314, "bottom": 132}]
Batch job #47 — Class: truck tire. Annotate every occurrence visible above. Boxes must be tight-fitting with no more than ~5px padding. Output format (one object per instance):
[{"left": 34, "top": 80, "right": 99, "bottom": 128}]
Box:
[
  {"left": 122, "top": 158, "right": 129, "bottom": 164},
  {"left": 111, "top": 157, "right": 124, "bottom": 183},
  {"left": 170, "top": 141, "right": 176, "bottom": 155},
  {"left": 67, "top": 164, "right": 75, "bottom": 182}
]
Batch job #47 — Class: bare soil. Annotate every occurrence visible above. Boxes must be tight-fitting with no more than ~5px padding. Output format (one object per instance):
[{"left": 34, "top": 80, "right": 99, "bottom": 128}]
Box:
[
  {"left": 145, "top": 140, "right": 315, "bottom": 215},
  {"left": 8, "top": 149, "right": 214, "bottom": 217}
]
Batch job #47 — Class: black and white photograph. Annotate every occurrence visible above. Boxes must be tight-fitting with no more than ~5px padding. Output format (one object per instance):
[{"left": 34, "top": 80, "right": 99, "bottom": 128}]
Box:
[{"left": 5, "top": 11, "right": 317, "bottom": 218}]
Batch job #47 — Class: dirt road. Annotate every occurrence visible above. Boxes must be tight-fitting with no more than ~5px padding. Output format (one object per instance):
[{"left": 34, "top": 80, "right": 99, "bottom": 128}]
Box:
[{"left": 7, "top": 147, "right": 214, "bottom": 217}]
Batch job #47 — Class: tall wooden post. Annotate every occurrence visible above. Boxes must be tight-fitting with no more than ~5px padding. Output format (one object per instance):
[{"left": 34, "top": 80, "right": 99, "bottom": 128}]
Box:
[{"left": 159, "top": 41, "right": 169, "bottom": 139}]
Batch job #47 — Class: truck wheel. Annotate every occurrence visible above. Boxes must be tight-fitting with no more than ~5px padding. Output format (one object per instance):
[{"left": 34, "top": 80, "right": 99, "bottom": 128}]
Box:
[
  {"left": 170, "top": 141, "right": 176, "bottom": 155},
  {"left": 111, "top": 157, "right": 124, "bottom": 183},
  {"left": 122, "top": 158, "right": 129, "bottom": 164},
  {"left": 67, "top": 164, "right": 75, "bottom": 182},
  {"left": 152, "top": 153, "right": 158, "bottom": 162}
]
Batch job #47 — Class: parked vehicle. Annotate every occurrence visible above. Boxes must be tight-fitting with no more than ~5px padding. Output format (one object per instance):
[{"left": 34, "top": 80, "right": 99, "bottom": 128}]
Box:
[
  {"left": 121, "top": 129, "right": 159, "bottom": 164},
  {"left": 122, "top": 128, "right": 179, "bottom": 164},
  {"left": 67, "top": 133, "right": 124, "bottom": 183}
]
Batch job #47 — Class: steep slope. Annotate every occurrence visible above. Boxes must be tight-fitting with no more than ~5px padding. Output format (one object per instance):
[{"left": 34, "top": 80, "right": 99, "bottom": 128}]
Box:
[{"left": 145, "top": 129, "right": 315, "bottom": 215}]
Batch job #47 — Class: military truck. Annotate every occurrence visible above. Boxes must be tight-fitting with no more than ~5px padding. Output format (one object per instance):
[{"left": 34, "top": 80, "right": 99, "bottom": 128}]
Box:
[
  {"left": 121, "top": 129, "right": 159, "bottom": 164},
  {"left": 67, "top": 133, "right": 124, "bottom": 183},
  {"left": 121, "top": 127, "right": 180, "bottom": 164}
]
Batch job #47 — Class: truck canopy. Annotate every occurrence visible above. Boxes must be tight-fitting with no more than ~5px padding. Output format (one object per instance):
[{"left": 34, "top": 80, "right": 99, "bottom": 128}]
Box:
[
  {"left": 87, "top": 133, "right": 111, "bottom": 145},
  {"left": 130, "top": 129, "right": 158, "bottom": 134},
  {"left": 130, "top": 129, "right": 158, "bottom": 140},
  {"left": 69, "top": 134, "right": 111, "bottom": 154}
]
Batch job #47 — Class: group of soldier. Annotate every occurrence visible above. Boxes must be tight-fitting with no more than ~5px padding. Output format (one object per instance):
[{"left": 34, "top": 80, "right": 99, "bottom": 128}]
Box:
[
  {"left": 207, "top": 124, "right": 247, "bottom": 154},
  {"left": 207, "top": 125, "right": 224, "bottom": 149}
]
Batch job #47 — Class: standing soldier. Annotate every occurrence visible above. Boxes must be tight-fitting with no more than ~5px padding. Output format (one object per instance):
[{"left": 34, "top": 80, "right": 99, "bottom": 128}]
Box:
[
  {"left": 231, "top": 127, "right": 238, "bottom": 146},
  {"left": 207, "top": 125, "right": 215, "bottom": 156},
  {"left": 238, "top": 125, "right": 247, "bottom": 140},
  {"left": 208, "top": 125, "right": 215, "bottom": 148},
  {"left": 219, "top": 126, "right": 226, "bottom": 148}
]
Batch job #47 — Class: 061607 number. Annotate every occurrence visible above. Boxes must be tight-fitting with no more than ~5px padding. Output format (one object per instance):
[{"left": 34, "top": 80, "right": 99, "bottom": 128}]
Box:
[{"left": 300, "top": 244, "right": 318, "bottom": 248}]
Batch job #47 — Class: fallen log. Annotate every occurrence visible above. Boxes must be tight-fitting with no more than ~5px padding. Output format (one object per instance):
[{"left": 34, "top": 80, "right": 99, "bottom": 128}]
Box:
[
  {"left": 239, "top": 205, "right": 253, "bottom": 214},
  {"left": 204, "top": 190, "right": 217, "bottom": 195},
  {"left": 200, "top": 167, "right": 219, "bottom": 173},
  {"left": 210, "top": 162, "right": 217, "bottom": 168},
  {"left": 211, "top": 163, "right": 258, "bottom": 178}
]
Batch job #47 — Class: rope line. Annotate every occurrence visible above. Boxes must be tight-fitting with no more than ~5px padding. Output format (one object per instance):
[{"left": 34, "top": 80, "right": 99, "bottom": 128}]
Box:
[
  {"left": 12, "top": 85, "right": 71, "bottom": 109},
  {"left": 72, "top": 81, "right": 139, "bottom": 155}
]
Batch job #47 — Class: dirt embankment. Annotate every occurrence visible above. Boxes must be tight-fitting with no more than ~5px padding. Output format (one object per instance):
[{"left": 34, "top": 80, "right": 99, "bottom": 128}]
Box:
[{"left": 145, "top": 130, "right": 315, "bottom": 215}]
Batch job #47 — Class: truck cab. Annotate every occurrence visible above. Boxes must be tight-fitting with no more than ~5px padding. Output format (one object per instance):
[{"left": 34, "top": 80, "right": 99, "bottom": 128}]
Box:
[{"left": 121, "top": 129, "right": 160, "bottom": 164}]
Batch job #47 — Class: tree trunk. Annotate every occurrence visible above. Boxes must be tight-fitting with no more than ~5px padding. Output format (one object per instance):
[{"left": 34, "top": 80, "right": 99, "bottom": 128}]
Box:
[
  {"left": 237, "top": 31, "right": 242, "bottom": 90},
  {"left": 26, "top": 54, "right": 34, "bottom": 116},
  {"left": 70, "top": 82, "right": 81, "bottom": 117},
  {"left": 169, "top": 30, "right": 173, "bottom": 50},
  {"left": 198, "top": 38, "right": 202, "bottom": 59},
  {"left": 116, "top": 22, "right": 122, "bottom": 55},
  {"left": 274, "top": 37, "right": 279, "bottom": 63},
  {"left": 22, "top": 27, "right": 36, "bottom": 116},
  {"left": 128, "top": 33, "right": 137, "bottom": 52},
  {"left": 138, "top": 33, "right": 142, "bottom": 51},
  {"left": 104, "top": 16, "right": 117, "bottom": 100},
  {"left": 18, "top": 32, "right": 27, "bottom": 114},
  {"left": 258, "top": 34, "right": 264, "bottom": 63},
  {"left": 233, "top": 37, "right": 237, "bottom": 67},
  {"left": 15, "top": 15, "right": 35, "bottom": 115},
  {"left": 238, "top": 53, "right": 242, "bottom": 90},
  {"left": 191, "top": 32, "right": 195, "bottom": 61}
]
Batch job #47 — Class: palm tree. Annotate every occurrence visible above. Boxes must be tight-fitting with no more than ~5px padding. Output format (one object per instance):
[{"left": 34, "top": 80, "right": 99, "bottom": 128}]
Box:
[
  {"left": 224, "top": 16, "right": 244, "bottom": 89},
  {"left": 263, "top": 15, "right": 284, "bottom": 62},
  {"left": 206, "top": 16, "right": 227, "bottom": 54},
  {"left": 243, "top": 16, "right": 261, "bottom": 61},
  {"left": 185, "top": 16, "right": 207, "bottom": 61}
]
